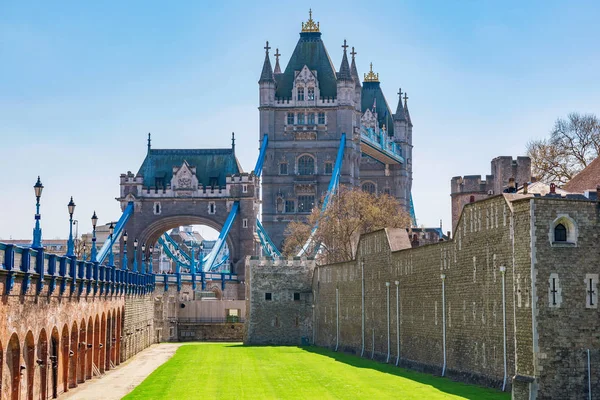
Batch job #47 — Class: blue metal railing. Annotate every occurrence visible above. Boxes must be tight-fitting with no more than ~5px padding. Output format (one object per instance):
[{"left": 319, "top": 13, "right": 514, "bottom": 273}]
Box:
[{"left": 360, "top": 127, "right": 404, "bottom": 163}]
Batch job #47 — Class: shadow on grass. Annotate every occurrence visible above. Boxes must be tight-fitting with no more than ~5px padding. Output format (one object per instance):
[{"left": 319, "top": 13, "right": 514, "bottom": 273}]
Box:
[
  {"left": 223, "top": 343, "right": 509, "bottom": 400},
  {"left": 298, "top": 346, "right": 509, "bottom": 400}
]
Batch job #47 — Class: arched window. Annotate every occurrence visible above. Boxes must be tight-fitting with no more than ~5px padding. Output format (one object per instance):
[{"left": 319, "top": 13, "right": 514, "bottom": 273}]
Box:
[
  {"left": 362, "top": 182, "right": 376, "bottom": 194},
  {"left": 554, "top": 223, "right": 567, "bottom": 242},
  {"left": 297, "top": 155, "right": 315, "bottom": 175}
]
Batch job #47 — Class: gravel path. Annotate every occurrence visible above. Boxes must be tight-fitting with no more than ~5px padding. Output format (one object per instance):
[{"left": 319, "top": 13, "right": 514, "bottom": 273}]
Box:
[{"left": 62, "top": 343, "right": 182, "bottom": 400}]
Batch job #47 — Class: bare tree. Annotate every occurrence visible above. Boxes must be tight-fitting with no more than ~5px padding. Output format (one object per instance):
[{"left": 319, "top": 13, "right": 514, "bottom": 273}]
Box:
[
  {"left": 527, "top": 113, "right": 600, "bottom": 185},
  {"left": 283, "top": 186, "right": 411, "bottom": 264}
]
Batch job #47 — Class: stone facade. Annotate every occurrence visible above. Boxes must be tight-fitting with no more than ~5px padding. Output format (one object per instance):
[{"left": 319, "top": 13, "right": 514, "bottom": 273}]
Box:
[
  {"left": 451, "top": 156, "right": 531, "bottom": 233},
  {"left": 246, "top": 193, "right": 600, "bottom": 399},
  {"left": 245, "top": 257, "right": 315, "bottom": 345}
]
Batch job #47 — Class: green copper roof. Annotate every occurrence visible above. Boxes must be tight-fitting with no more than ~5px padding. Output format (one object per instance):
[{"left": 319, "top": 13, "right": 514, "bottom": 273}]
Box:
[
  {"left": 275, "top": 31, "right": 338, "bottom": 99},
  {"left": 361, "top": 81, "right": 394, "bottom": 136},
  {"left": 137, "top": 148, "right": 241, "bottom": 188}
]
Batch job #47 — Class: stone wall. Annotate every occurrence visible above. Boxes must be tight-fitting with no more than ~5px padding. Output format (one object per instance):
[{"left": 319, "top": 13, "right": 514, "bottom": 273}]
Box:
[
  {"left": 178, "top": 323, "right": 243, "bottom": 342},
  {"left": 122, "top": 294, "right": 156, "bottom": 361},
  {"left": 245, "top": 257, "right": 315, "bottom": 345}
]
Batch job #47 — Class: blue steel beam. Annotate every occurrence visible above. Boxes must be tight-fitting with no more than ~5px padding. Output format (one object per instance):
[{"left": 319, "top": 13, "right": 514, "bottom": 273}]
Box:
[
  {"left": 97, "top": 202, "right": 134, "bottom": 265},
  {"left": 254, "top": 135, "right": 269, "bottom": 177},
  {"left": 161, "top": 231, "right": 192, "bottom": 263},
  {"left": 256, "top": 218, "right": 282, "bottom": 257},
  {"left": 297, "top": 133, "right": 346, "bottom": 257},
  {"left": 203, "top": 202, "right": 239, "bottom": 272}
]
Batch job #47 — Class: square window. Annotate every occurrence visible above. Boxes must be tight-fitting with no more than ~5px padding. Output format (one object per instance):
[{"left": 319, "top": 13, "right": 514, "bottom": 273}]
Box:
[
  {"left": 325, "top": 162, "right": 333, "bottom": 174},
  {"left": 307, "top": 113, "right": 315, "bottom": 124},
  {"left": 298, "top": 113, "right": 305, "bottom": 124},
  {"left": 279, "top": 163, "right": 288, "bottom": 175},
  {"left": 265, "top": 292, "right": 272, "bottom": 301},
  {"left": 318, "top": 112, "right": 326, "bottom": 124},
  {"left": 287, "top": 113, "right": 294, "bottom": 125},
  {"left": 293, "top": 292, "right": 300, "bottom": 301},
  {"left": 285, "top": 200, "right": 295, "bottom": 213}
]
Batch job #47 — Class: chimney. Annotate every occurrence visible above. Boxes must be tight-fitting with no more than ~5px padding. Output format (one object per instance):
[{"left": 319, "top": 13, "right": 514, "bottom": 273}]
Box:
[
  {"left": 523, "top": 182, "right": 528, "bottom": 194},
  {"left": 550, "top": 183, "right": 556, "bottom": 194}
]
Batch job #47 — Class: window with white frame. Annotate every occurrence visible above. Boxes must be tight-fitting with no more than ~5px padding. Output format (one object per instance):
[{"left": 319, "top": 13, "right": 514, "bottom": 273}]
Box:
[
  {"left": 307, "top": 87, "right": 315, "bottom": 100},
  {"left": 307, "top": 113, "right": 315, "bottom": 125},
  {"left": 242, "top": 218, "right": 248, "bottom": 228},
  {"left": 208, "top": 202, "right": 216, "bottom": 215},
  {"left": 279, "top": 162, "right": 288, "bottom": 175},
  {"left": 550, "top": 215, "right": 578, "bottom": 246},
  {"left": 287, "top": 112, "right": 294, "bottom": 125},
  {"left": 297, "top": 113, "right": 305, "bottom": 124},
  {"left": 297, "top": 87, "right": 304, "bottom": 101},
  {"left": 297, "top": 195, "right": 315, "bottom": 212},
  {"left": 318, "top": 112, "right": 325, "bottom": 124},
  {"left": 324, "top": 162, "right": 333, "bottom": 174},
  {"left": 242, "top": 184, "right": 248, "bottom": 193}
]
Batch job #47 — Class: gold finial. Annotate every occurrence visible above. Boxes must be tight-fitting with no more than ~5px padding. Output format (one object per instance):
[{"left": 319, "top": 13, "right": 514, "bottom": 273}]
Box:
[
  {"left": 364, "top": 62, "right": 379, "bottom": 82},
  {"left": 302, "top": 8, "right": 320, "bottom": 32}
]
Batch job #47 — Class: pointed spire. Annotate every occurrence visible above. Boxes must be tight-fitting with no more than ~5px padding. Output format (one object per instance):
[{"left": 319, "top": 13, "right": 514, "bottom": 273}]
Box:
[
  {"left": 403, "top": 92, "right": 413, "bottom": 126},
  {"left": 337, "top": 39, "right": 353, "bottom": 82},
  {"left": 394, "top": 88, "right": 407, "bottom": 121},
  {"left": 274, "top": 48, "right": 281, "bottom": 74},
  {"left": 259, "top": 41, "right": 275, "bottom": 83},
  {"left": 147, "top": 133, "right": 152, "bottom": 152},
  {"left": 350, "top": 46, "right": 361, "bottom": 88},
  {"left": 231, "top": 132, "right": 235, "bottom": 153}
]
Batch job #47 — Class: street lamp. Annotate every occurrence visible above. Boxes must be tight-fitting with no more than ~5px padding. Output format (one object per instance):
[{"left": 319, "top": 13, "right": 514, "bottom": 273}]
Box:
[
  {"left": 66, "top": 197, "right": 76, "bottom": 257},
  {"left": 199, "top": 242, "right": 204, "bottom": 272},
  {"left": 122, "top": 230, "right": 128, "bottom": 270},
  {"left": 141, "top": 243, "right": 146, "bottom": 274},
  {"left": 133, "top": 238, "right": 138, "bottom": 273},
  {"left": 32, "top": 176, "right": 44, "bottom": 249},
  {"left": 108, "top": 222, "right": 115, "bottom": 267},
  {"left": 82, "top": 242, "right": 87, "bottom": 260},
  {"left": 149, "top": 245, "right": 154, "bottom": 273},
  {"left": 91, "top": 211, "right": 98, "bottom": 262}
]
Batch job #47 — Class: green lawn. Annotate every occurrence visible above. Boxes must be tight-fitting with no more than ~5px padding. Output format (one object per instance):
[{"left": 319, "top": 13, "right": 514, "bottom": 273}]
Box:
[{"left": 124, "top": 343, "right": 510, "bottom": 400}]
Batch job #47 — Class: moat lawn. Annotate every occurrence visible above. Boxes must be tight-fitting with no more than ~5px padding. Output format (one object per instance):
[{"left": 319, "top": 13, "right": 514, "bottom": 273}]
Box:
[{"left": 124, "top": 343, "right": 510, "bottom": 400}]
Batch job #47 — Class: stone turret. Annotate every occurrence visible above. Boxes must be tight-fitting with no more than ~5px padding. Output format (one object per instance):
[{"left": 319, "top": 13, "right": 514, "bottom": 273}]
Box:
[
  {"left": 259, "top": 41, "right": 275, "bottom": 107},
  {"left": 336, "top": 40, "right": 354, "bottom": 107},
  {"left": 350, "top": 46, "right": 362, "bottom": 113}
]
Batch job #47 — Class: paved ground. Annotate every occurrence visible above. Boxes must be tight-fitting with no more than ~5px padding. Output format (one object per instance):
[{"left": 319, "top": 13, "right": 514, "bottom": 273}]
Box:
[{"left": 62, "top": 343, "right": 182, "bottom": 400}]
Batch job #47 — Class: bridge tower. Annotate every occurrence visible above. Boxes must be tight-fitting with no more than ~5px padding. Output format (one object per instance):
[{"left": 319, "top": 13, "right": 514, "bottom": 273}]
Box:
[
  {"left": 118, "top": 134, "right": 259, "bottom": 282},
  {"left": 259, "top": 11, "right": 415, "bottom": 245}
]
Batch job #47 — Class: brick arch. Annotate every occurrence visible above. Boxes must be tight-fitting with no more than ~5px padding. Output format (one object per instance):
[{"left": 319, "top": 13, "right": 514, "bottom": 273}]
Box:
[
  {"left": 7, "top": 332, "right": 21, "bottom": 400},
  {"left": 0, "top": 338, "right": 3, "bottom": 396},
  {"left": 105, "top": 311, "right": 111, "bottom": 372},
  {"left": 68, "top": 321, "right": 78, "bottom": 388},
  {"left": 77, "top": 318, "right": 86, "bottom": 384},
  {"left": 93, "top": 315, "right": 100, "bottom": 378},
  {"left": 50, "top": 327, "right": 59, "bottom": 399},
  {"left": 99, "top": 313, "right": 106, "bottom": 374},
  {"left": 37, "top": 329, "right": 48, "bottom": 400},
  {"left": 60, "top": 324, "right": 69, "bottom": 393},
  {"left": 110, "top": 311, "right": 117, "bottom": 366},
  {"left": 86, "top": 317, "right": 93, "bottom": 379},
  {"left": 136, "top": 215, "right": 236, "bottom": 264},
  {"left": 23, "top": 331, "right": 35, "bottom": 400},
  {"left": 121, "top": 306, "right": 126, "bottom": 360},
  {"left": 115, "top": 309, "right": 121, "bottom": 365}
]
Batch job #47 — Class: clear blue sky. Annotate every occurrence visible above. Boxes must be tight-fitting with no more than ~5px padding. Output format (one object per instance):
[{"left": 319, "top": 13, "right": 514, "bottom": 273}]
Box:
[{"left": 1, "top": 0, "right": 599, "bottom": 240}]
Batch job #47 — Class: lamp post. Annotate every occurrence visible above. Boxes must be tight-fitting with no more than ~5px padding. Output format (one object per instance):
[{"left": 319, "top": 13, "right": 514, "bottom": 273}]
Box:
[
  {"left": 66, "top": 197, "right": 76, "bottom": 257},
  {"left": 32, "top": 176, "right": 44, "bottom": 249},
  {"left": 141, "top": 243, "right": 146, "bottom": 274},
  {"left": 91, "top": 212, "right": 98, "bottom": 262},
  {"left": 199, "top": 242, "right": 204, "bottom": 272},
  {"left": 190, "top": 244, "right": 195, "bottom": 274},
  {"left": 149, "top": 245, "right": 154, "bottom": 273},
  {"left": 122, "top": 231, "right": 128, "bottom": 270},
  {"left": 82, "top": 242, "right": 87, "bottom": 261},
  {"left": 108, "top": 222, "right": 115, "bottom": 267},
  {"left": 133, "top": 239, "right": 138, "bottom": 273}
]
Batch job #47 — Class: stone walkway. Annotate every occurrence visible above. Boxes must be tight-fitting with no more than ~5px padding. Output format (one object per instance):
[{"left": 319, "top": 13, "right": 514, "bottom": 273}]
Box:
[{"left": 62, "top": 343, "right": 182, "bottom": 400}]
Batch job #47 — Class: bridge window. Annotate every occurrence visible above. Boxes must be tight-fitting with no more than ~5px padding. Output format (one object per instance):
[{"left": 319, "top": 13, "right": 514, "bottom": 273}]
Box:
[
  {"left": 242, "top": 218, "right": 248, "bottom": 228},
  {"left": 279, "top": 162, "right": 288, "bottom": 175},
  {"left": 265, "top": 292, "right": 272, "bottom": 301},
  {"left": 285, "top": 200, "right": 295, "bottom": 213},
  {"left": 318, "top": 112, "right": 325, "bottom": 124},
  {"left": 307, "top": 87, "right": 315, "bottom": 100},
  {"left": 287, "top": 112, "right": 294, "bottom": 125},
  {"left": 242, "top": 184, "right": 248, "bottom": 193},
  {"left": 294, "top": 292, "right": 300, "bottom": 301},
  {"left": 208, "top": 202, "right": 216, "bottom": 215},
  {"left": 297, "top": 155, "right": 315, "bottom": 175},
  {"left": 297, "top": 195, "right": 315, "bottom": 213},
  {"left": 297, "top": 87, "right": 304, "bottom": 101},
  {"left": 297, "top": 113, "right": 305, "bottom": 125},
  {"left": 362, "top": 182, "right": 376, "bottom": 195},
  {"left": 307, "top": 113, "right": 315, "bottom": 125},
  {"left": 325, "top": 162, "right": 333, "bottom": 175},
  {"left": 153, "top": 202, "right": 161, "bottom": 215}
]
